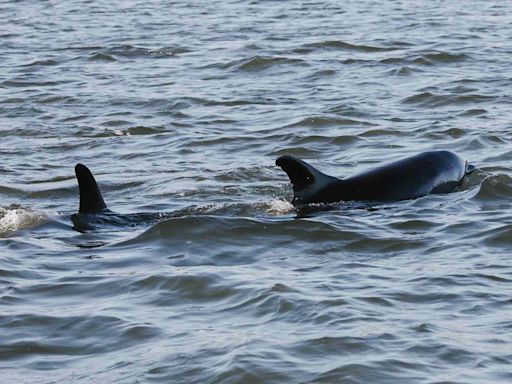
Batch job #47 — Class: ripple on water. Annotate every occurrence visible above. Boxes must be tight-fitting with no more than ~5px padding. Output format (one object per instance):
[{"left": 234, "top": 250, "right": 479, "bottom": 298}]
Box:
[
  {"left": 113, "top": 215, "right": 378, "bottom": 264},
  {"left": 20, "top": 59, "right": 59, "bottom": 67},
  {"left": 471, "top": 174, "right": 512, "bottom": 201},
  {"left": 103, "top": 44, "right": 190, "bottom": 58},
  {"left": 0, "top": 314, "right": 160, "bottom": 361},
  {"left": 216, "top": 55, "right": 308, "bottom": 72},
  {"left": 285, "top": 116, "right": 375, "bottom": 128},
  {"left": 380, "top": 50, "right": 470, "bottom": 65},
  {"left": 402, "top": 92, "right": 496, "bottom": 107},
  {"left": 295, "top": 39, "right": 401, "bottom": 53}
]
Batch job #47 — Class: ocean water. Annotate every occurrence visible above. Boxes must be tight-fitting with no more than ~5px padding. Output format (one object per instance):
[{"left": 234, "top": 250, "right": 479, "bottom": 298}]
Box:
[{"left": 1, "top": 1, "right": 511, "bottom": 383}]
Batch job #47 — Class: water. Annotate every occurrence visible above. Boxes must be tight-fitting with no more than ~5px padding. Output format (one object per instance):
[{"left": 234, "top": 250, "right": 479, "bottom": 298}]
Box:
[{"left": 1, "top": 1, "right": 511, "bottom": 382}]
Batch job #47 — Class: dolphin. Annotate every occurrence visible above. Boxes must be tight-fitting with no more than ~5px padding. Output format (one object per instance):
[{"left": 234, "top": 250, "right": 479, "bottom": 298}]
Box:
[
  {"left": 71, "top": 164, "right": 174, "bottom": 231},
  {"left": 276, "top": 150, "right": 474, "bottom": 206}
]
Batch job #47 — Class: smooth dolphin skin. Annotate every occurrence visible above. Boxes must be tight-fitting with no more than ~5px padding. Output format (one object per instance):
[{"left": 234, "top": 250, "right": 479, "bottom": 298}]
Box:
[
  {"left": 75, "top": 164, "right": 107, "bottom": 214},
  {"left": 276, "top": 150, "right": 473, "bottom": 206}
]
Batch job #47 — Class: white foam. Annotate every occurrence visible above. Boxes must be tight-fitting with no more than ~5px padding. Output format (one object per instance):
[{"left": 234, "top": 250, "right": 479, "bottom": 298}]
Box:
[
  {"left": 0, "top": 206, "right": 48, "bottom": 234},
  {"left": 266, "top": 199, "right": 294, "bottom": 215}
]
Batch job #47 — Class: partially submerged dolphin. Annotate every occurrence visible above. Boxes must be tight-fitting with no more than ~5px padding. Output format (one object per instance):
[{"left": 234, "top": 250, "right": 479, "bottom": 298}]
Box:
[
  {"left": 71, "top": 164, "right": 173, "bottom": 231},
  {"left": 276, "top": 150, "right": 474, "bottom": 206}
]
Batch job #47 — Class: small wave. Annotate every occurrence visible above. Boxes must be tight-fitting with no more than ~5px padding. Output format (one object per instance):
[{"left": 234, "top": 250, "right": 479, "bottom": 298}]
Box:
[
  {"left": 37, "top": 94, "right": 80, "bottom": 105},
  {"left": 20, "top": 59, "right": 59, "bottom": 67},
  {"left": 0, "top": 185, "right": 25, "bottom": 196},
  {"left": 154, "top": 215, "right": 342, "bottom": 242},
  {"left": 174, "top": 96, "right": 270, "bottom": 107},
  {"left": 273, "top": 147, "right": 320, "bottom": 158},
  {"left": 401, "top": 92, "right": 495, "bottom": 107},
  {"left": 0, "top": 79, "right": 69, "bottom": 88},
  {"left": 358, "top": 128, "right": 405, "bottom": 138},
  {"left": 458, "top": 108, "right": 487, "bottom": 116},
  {"left": 297, "top": 40, "right": 397, "bottom": 53},
  {"left": 419, "top": 51, "right": 469, "bottom": 64},
  {"left": 385, "top": 66, "right": 425, "bottom": 75},
  {"left": 424, "top": 127, "right": 467, "bottom": 139},
  {"left": 92, "top": 125, "right": 167, "bottom": 137},
  {"left": 284, "top": 134, "right": 359, "bottom": 148},
  {"left": 290, "top": 336, "right": 378, "bottom": 359},
  {"left": 285, "top": 116, "right": 374, "bottom": 128},
  {"left": 129, "top": 273, "right": 247, "bottom": 305},
  {"left": 213, "top": 166, "right": 273, "bottom": 183},
  {"left": 381, "top": 51, "right": 469, "bottom": 65},
  {"left": 303, "top": 69, "right": 337, "bottom": 80},
  {"left": 83, "top": 45, "right": 188, "bottom": 62},
  {"left": 104, "top": 44, "right": 189, "bottom": 58},
  {"left": 222, "top": 56, "right": 306, "bottom": 72},
  {"left": 479, "top": 224, "right": 512, "bottom": 248},
  {"left": 88, "top": 52, "right": 117, "bottom": 62},
  {"left": 0, "top": 313, "right": 160, "bottom": 359},
  {"left": 55, "top": 45, "right": 103, "bottom": 52},
  {"left": 0, "top": 205, "right": 48, "bottom": 235},
  {"left": 471, "top": 174, "right": 512, "bottom": 201},
  {"left": 484, "top": 149, "right": 512, "bottom": 162}
]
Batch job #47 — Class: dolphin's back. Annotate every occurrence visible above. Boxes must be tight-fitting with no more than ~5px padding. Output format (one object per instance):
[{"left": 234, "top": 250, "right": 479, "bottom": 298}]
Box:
[
  {"left": 277, "top": 150, "right": 469, "bottom": 205},
  {"left": 341, "top": 150, "right": 467, "bottom": 201}
]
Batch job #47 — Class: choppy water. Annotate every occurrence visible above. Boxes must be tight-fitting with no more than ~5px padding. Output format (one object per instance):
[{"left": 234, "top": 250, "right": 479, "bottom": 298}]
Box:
[{"left": 1, "top": 1, "right": 511, "bottom": 383}]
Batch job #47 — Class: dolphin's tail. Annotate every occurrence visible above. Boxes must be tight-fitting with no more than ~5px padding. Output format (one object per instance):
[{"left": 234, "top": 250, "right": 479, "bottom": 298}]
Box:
[
  {"left": 75, "top": 164, "right": 107, "bottom": 213},
  {"left": 275, "top": 155, "right": 338, "bottom": 205}
]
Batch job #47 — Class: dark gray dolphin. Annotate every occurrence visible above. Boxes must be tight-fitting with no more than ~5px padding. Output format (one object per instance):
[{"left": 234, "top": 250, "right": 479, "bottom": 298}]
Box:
[
  {"left": 276, "top": 150, "right": 474, "bottom": 206},
  {"left": 71, "top": 164, "right": 174, "bottom": 231}
]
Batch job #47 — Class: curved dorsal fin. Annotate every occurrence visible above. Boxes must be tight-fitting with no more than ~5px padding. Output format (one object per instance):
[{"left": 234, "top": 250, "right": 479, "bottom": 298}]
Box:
[
  {"left": 75, "top": 164, "right": 107, "bottom": 213},
  {"left": 276, "top": 156, "right": 338, "bottom": 205}
]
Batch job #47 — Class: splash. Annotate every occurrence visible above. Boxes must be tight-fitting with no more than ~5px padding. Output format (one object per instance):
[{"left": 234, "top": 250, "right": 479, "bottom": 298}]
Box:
[
  {"left": 0, "top": 205, "right": 48, "bottom": 235},
  {"left": 266, "top": 199, "right": 294, "bottom": 215}
]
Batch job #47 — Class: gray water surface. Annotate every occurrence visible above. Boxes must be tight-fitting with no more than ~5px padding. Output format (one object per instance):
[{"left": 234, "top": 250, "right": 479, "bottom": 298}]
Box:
[{"left": 1, "top": 1, "right": 511, "bottom": 383}]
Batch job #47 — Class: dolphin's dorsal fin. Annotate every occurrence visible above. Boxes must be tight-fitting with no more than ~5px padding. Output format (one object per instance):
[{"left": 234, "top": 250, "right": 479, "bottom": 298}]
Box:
[
  {"left": 276, "top": 156, "right": 338, "bottom": 205},
  {"left": 75, "top": 164, "right": 107, "bottom": 213},
  {"left": 465, "top": 162, "right": 476, "bottom": 174}
]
